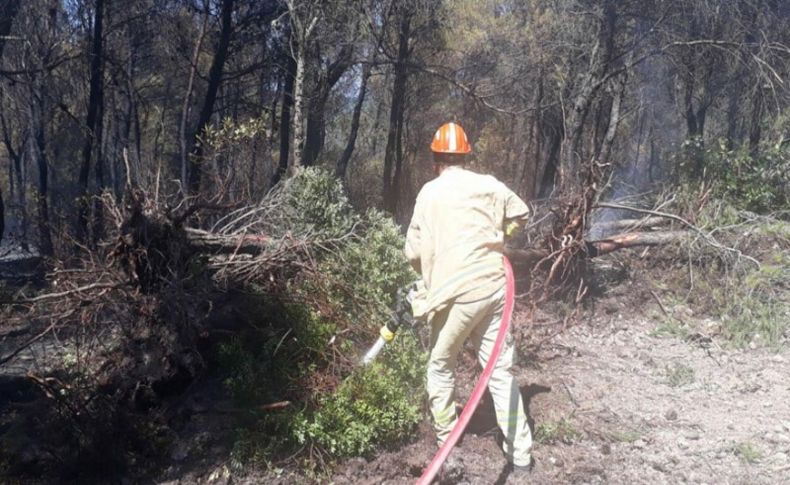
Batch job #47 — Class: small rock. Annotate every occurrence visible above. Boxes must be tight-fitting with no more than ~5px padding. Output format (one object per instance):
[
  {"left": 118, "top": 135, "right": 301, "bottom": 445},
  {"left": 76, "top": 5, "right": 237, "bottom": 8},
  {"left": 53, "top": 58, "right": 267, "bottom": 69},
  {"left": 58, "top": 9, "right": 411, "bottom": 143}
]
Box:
[
  {"left": 771, "top": 354, "right": 784, "bottom": 363},
  {"left": 665, "top": 409, "right": 678, "bottom": 421},
  {"left": 686, "top": 433, "right": 700, "bottom": 440},
  {"left": 601, "top": 443, "right": 612, "bottom": 455},
  {"left": 676, "top": 439, "right": 688, "bottom": 450}
]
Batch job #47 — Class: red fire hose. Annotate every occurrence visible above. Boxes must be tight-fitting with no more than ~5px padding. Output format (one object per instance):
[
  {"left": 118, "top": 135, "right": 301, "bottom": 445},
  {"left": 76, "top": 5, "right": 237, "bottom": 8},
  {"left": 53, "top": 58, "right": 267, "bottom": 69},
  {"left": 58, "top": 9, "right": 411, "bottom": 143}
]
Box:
[{"left": 416, "top": 256, "right": 516, "bottom": 485}]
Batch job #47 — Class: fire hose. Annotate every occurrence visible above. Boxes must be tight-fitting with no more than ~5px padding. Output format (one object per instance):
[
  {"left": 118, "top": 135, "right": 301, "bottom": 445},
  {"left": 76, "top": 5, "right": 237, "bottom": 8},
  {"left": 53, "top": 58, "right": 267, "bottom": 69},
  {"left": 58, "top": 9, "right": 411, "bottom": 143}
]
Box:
[
  {"left": 361, "top": 256, "right": 516, "bottom": 484},
  {"left": 416, "top": 256, "right": 515, "bottom": 484}
]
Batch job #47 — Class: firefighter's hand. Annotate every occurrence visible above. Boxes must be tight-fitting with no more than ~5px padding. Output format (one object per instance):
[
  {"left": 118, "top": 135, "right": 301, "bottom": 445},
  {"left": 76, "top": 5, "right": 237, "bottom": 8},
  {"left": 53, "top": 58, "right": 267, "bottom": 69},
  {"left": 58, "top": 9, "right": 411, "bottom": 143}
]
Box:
[{"left": 505, "top": 221, "right": 521, "bottom": 238}]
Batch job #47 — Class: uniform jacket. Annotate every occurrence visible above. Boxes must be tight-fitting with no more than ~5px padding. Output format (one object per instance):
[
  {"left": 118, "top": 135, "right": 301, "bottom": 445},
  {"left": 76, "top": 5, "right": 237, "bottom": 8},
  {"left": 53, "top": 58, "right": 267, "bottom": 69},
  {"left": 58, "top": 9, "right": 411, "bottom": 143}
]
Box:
[{"left": 405, "top": 166, "right": 530, "bottom": 318}]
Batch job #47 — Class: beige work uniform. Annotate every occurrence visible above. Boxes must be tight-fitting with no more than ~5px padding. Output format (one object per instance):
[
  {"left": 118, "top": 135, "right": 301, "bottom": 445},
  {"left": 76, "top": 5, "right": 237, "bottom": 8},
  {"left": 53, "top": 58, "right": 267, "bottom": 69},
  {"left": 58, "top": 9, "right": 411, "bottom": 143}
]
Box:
[{"left": 405, "top": 166, "right": 533, "bottom": 467}]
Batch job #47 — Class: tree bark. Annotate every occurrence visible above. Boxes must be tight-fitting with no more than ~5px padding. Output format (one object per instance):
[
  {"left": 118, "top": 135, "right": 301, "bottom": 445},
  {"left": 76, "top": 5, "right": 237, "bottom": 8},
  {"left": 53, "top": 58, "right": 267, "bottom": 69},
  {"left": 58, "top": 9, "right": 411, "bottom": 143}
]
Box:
[
  {"left": 505, "top": 230, "right": 689, "bottom": 266},
  {"left": 0, "top": 0, "right": 20, "bottom": 246},
  {"left": 187, "top": 0, "right": 234, "bottom": 194},
  {"left": 586, "top": 231, "right": 689, "bottom": 257},
  {"left": 290, "top": 39, "right": 308, "bottom": 175},
  {"left": 29, "top": 89, "right": 53, "bottom": 256},
  {"left": 558, "top": 1, "right": 617, "bottom": 196},
  {"left": 0, "top": 0, "right": 20, "bottom": 59},
  {"left": 383, "top": 13, "right": 411, "bottom": 214},
  {"left": 748, "top": 87, "right": 763, "bottom": 155},
  {"left": 335, "top": 63, "right": 371, "bottom": 179},
  {"left": 590, "top": 216, "right": 668, "bottom": 233},
  {"left": 303, "top": 44, "right": 353, "bottom": 166},
  {"left": 0, "top": 104, "right": 26, "bottom": 247},
  {"left": 77, "top": 0, "right": 105, "bottom": 243},
  {"left": 270, "top": 53, "right": 296, "bottom": 188},
  {"left": 179, "top": 4, "right": 209, "bottom": 190}
]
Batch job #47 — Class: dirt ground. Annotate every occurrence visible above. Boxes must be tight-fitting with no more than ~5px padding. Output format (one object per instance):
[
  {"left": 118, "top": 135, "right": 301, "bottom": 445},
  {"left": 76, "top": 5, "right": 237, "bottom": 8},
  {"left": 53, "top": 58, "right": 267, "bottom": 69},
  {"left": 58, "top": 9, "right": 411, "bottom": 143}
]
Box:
[
  {"left": 327, "top": 287, "right": 790, "bottom": 485},
  {"left": 4, "top": 256, "right": 790, "bottom": 484},
  {"left": 156, "top": 265, "right": 788, "bottom": 485}
]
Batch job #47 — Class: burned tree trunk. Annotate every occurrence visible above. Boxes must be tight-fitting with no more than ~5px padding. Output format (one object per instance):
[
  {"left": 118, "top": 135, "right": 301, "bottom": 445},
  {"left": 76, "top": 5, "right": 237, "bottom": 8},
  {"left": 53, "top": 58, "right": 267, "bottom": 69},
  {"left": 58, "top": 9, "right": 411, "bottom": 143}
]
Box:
[
  {"left": 0, "top": 0, "right": 19, "bottom": 246},
  {"left": 187, "top": 0, "right": 234, "bottom": 194},
  {"left": 383, "top": 13, "right": 411, "bottom": 214},
  {"left": 179, "top": 5, "right": 209, "bottom": 188},
  {"left": 29, "top": 88, "right": 53, "bottom": 257},
  {"left": 303, "top": 44, "right": 353, "bottom": 167},
  {"left": 76, "top": 0, "right": 105, "bottom": 243},
  {"left": 271, "top": 54, "right": 297, "bottom": 188},
  {"left": 336, "top": 63, "right": 371, "bottom": 180}
]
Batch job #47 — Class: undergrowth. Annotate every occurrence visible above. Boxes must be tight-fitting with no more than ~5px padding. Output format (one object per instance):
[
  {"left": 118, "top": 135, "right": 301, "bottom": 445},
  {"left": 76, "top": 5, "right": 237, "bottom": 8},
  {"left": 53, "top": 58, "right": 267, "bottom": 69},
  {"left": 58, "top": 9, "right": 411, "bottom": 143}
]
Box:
[
  {"left": 215, "top": 169, "right": 425, "bottom": 471},
  {"left": 654, "top": 178, "right": 790, "bottom": 348},
  {"left": 534, "top": 415, "right": 581, "bottom": 444}
]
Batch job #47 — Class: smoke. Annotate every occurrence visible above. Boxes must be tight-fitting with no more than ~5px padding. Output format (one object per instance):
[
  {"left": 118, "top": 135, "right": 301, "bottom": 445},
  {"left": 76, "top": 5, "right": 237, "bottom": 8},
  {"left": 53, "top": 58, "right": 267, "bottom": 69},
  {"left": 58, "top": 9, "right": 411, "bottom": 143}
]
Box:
[{"left": 589, "top": 31, "right": 682, "bottom": 241}]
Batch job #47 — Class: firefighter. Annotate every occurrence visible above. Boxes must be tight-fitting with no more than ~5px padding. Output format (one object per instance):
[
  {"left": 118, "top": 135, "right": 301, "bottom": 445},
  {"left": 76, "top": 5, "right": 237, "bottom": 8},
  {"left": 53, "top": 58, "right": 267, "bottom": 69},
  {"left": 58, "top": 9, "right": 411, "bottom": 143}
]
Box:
[{"left": 405, "top": 122, "right": 533, "bottom": 472}]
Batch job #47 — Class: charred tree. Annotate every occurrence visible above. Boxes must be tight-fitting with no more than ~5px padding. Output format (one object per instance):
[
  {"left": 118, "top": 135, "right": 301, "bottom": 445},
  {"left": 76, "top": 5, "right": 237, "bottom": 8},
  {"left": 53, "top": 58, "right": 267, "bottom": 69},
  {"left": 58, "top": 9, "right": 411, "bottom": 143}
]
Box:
[
  {"left": 0, "top": 0, "right": 21, "bottom": 245},
  {"left": 302, "top": 44, "right": 353, "bottom": 166},
  {"left": 77, "top": 0, "right": 105, "bottom": 243},
  {"left": 187, "top": 0, "right": 234, "bottom": 194},
  {"left": 383, "top": 11, "right": 411, "bottom": 214},
  {"left": 271, "top": 53, "right": 297, "bottom": 188},
  {"left": 29, "top": 86, "right": 53, "bottom": 256},
  {"left": 179, "top": 4, "right": 210, "bottom": 188},
  {"left": 335, "top": 63, "right": 371, "bottom": 179}
]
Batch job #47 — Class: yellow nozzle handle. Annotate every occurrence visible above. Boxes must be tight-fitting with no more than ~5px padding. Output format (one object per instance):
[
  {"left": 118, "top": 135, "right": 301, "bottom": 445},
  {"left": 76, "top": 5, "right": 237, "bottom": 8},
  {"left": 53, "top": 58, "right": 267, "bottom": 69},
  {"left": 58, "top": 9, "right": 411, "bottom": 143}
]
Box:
[
  {"left": 380, "top": 325, "right": 395, "bottom": 342},
  {"left": 505, "top": 221, "right": 520, "bottom": 237}
]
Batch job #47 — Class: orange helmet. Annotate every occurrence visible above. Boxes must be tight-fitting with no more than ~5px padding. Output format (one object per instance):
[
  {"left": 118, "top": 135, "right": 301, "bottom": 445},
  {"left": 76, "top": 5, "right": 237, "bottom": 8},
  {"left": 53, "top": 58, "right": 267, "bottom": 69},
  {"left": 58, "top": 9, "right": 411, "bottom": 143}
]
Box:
[{"left": 430, "top": 122, "right": 472, "bottom": 154}]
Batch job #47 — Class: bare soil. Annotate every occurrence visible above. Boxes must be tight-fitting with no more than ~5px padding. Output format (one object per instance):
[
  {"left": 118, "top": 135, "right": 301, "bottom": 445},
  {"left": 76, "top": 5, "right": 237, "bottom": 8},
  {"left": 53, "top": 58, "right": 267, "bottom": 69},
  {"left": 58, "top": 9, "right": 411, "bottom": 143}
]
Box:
[
  {"left": 4, "top": 256, "right": 790, "bottom": 484},
  {"left": 327, "top": 286, "right": 790, "bottom": 485}
]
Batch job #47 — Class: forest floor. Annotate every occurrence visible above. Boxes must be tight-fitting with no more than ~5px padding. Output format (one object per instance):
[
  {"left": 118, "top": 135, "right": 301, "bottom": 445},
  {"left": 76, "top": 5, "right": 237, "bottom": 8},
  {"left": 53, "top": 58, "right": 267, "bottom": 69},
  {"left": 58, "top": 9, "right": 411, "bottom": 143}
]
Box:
[
  {"left": 153, "top": 255, "right": 790, "bottom": 485},
  {"left": 329, "top": 289, "right": 790, "bottom": 484},
  {"left": 3, "top": 251, "right": 790, "bottom": 484}
]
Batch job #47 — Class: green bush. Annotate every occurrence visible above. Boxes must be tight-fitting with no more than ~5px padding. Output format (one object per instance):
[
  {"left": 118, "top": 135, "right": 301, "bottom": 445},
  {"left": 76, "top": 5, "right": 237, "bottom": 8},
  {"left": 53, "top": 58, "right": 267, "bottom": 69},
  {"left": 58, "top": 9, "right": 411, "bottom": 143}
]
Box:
[
  {"left": 291, "top": 336, "right": 424, "bottom": 456},
  {"left": 315, "top": 208, "right": 418, "bottom": 326},
  {"left": 720, "top": 253, "right": 790, "bottom": 346},
  {"left": 679, "top": 139, "right": 790, "bottom": 213},
  {"left": 217, "top": 169, "right": 426, "bottom": 467},
  {"left": 282, "top": 167, "right": 357, "bottom": 237}
]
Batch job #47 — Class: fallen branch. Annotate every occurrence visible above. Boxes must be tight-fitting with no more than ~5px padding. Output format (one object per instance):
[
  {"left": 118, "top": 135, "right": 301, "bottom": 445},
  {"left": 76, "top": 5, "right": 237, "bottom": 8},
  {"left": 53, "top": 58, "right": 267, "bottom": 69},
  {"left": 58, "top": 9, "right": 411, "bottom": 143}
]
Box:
[
  {"left": 595, "top": 202, "right": 760, "bottom": 267},
  {"left": 18, "top": 282, "right": 126, "bottom": 303},
  {"left": 184, "top": 227, "right": 270, "bottom": 254},
  {"left": 589, "top": 216, "right": 668, "bottom": 233},
  {"left": 0, "top": 320, "right": 57, "bottom": 366},
  {"left": 261, "top": 400, "right": 291, "bottom": 411},
  {"left": 506, "top": 230, "right": 690, "bottom": 264},
  {"left": 586, "top": 230, "right": 690, "bottom": 257}
]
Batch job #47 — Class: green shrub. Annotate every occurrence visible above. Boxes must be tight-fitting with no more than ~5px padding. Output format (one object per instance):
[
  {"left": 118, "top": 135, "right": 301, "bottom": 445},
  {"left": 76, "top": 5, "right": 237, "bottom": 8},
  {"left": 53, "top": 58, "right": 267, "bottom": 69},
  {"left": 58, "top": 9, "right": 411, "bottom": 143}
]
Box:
[
  {"left": 679, "top": 139, "right": 790, "bottom": 213},
  {"left": 720, "top": 254, "right": 790, "bottom": 346},
  {"left": 534, "top": 416, "right": 580, "bottom": 444},
  {"left": 217, "top": 169, "right": 426, "bottom": 467},
  {"left": 282, "top": 167, "right": 357, "bottom": 237},
  {"left": 291, "top": 335, "right": 425, "bottom": 456},
  {"left": 315, "top": 208, "right": 418, "bottom": 327}
]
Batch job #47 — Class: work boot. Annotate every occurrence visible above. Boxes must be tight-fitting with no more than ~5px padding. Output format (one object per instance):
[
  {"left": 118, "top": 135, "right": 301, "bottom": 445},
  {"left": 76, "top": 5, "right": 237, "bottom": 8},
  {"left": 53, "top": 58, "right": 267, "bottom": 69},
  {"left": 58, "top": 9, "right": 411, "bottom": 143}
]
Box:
[{"left": 508, "top": 458, "right": 534, "bottom": 480}]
